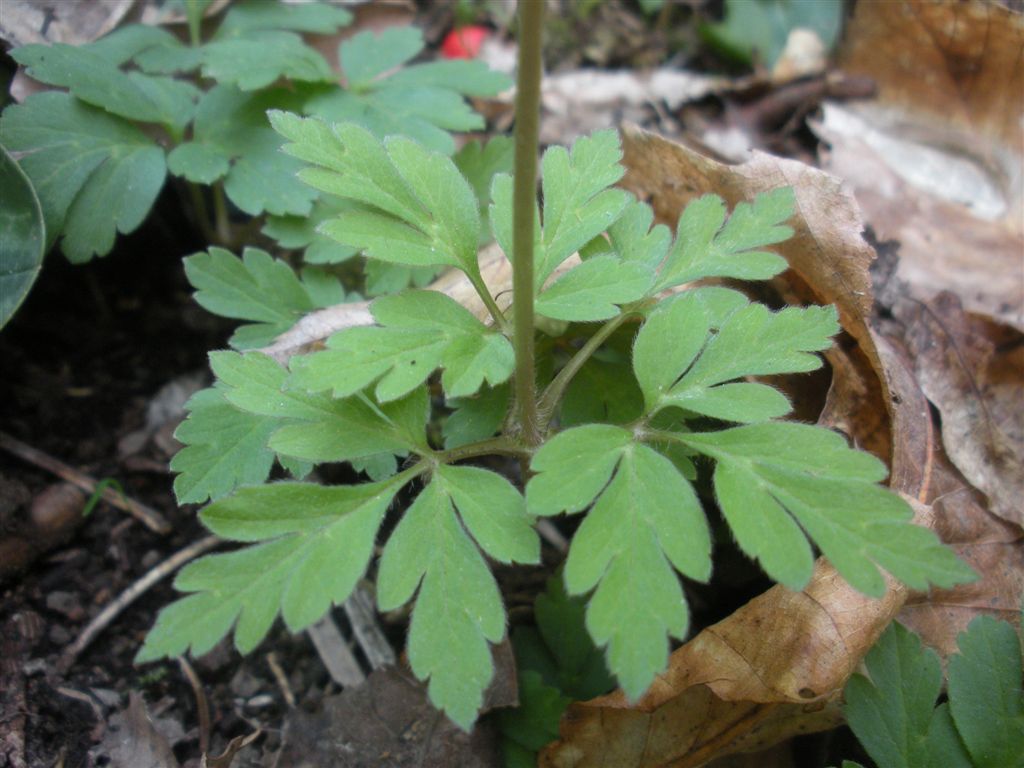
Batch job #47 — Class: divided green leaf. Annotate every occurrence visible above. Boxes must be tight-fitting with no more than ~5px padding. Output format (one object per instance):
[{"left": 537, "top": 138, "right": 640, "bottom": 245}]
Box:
[
  {"left": 527, "top": 425, "right": 711, "bottom": 699},
  {"left": 680, "top": 423, "right": 977, "bottom": 595},
  {"left": 171, "top": 85, "right": 315, "bottom": 217},
  {"left": 656, "top": 188, "right": 795, "bottom": 291},
  {"left": 0, "top": 143, "right": 45, "bottom": 328},
  {"left": 271, "top": 113, "right": 483, "bottom": 279},
  {"left": 138, "top": 478, "right": 399, "bottom": 661},
  {"left": 0, "top": 92, "right": 166, "bottom": 261},
  {"left": 208, "top": 350, "right": 426, "bottom": 466},
  {"left": 377, "top": 476, "right": 525, "bottom": 729},
  {"left": 304, "top": 26, "right": 511, "bottom": 154},
  {"left": 170, "top": 388, "right": 279, "bottom": 505},
  {"left": 844, "top": 617, "right": 1023, "bottom": 768},
  {"left": 632, "top": 292, "right": 838, "bottom": 422},
  {"left": 289, "top": 290, "right": 513, "bottom": 401},
  {"left": 10, "top": 43, "right": 198, "bottom": 130},
  {"left": 184, "top": 247, "right": 346, "bottom": 348}
]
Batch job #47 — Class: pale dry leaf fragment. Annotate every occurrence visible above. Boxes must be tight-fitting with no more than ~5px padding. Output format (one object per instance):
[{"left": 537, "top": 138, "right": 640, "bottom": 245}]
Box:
[
  {"left": 814, "top": 103, "right": 1024, "bottom": 332},
  {"left": 96, "top": 692, "right": 181, "bottom": 768},
  {"left": 816, "top": 0, "right": 1024, "bottom": 330},
  {"left": 895, "top": 292, "right": 1024, "bottom": 527}
]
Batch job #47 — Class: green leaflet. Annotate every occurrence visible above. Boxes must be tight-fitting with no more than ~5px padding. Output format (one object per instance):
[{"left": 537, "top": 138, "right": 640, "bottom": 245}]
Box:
[
  {"left": 271, "top": 113, "right": 482, "bottom": 278},
  {"left": 844, "top": 623, "right": 947, "bottom": 768},
  {"left": 501, "top": 576, "right": 614, "bottom": 763},
  {"left": 606, "top": 196, "right": 672, "bottom": 271},
  {"left": 526, "top": 426, "right": 711, "bottom": 699},
  {"left": 376, "top": 479, "right": 510, "bottom": 729},
  {"left": 209, "top": 350, "right": 427, "bottom": 464},
  {"left": 289, "top": 290, "right": 513, "bottom": 401},
  {"left": 262, "top": 196, "right": 361, "bottom": 265},
  {"left": 215, "top": 0, "right": 353, "bottom": 35},
  {"left": 0, "top": 92, "right": 166, "bottom": 262},
  {"left": 453, "top": 137, "right": 515, "bottom": 243},
  {"left": 10, "top": 43, "right": 198, "bottom": 131},
  {"left": 303, "top": 27, "right": 510, "bottom": 154},
  {"left": 535, "top": 254, "right": 653, "bottom": 322},
  {"left": 844, "top": 617, "right": 1023, "bottom": 768},
  {"left": 537, "top": 130, "right": 629, "bottom": 286},
  {"left": 184, "top": 247, "right": 345, "bottom": 348},
  {"left": 655, "top": 188, "right": 795, "bottom": 291},
  {"left": 170, "top": 388, "right": 278, "bottom": 505},
  {"left": 632, "top": 291, "right": 837, "bottom": 422},
  {"left": 200, "top": 32, "right": 334, "bottom": 91},
  {"left": 0, "top": 143, "right": 45, "bottom": 329},
  {"left": 138, "top": 478, "right": 399, "bottom": 661},
  {"left": 947, "top": 616, "right": 1024, "bottom": 767},
  {"left": 170, "top": 85, "right": 315, "bottom": 217},
  {"left": 680, "top": 423, "right": 977, "bottom": 596}
]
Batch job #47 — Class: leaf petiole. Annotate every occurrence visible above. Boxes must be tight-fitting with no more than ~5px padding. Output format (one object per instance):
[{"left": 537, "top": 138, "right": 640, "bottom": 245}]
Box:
[{"left": 537, "top": 308, "right": 643, "bottom": 428}]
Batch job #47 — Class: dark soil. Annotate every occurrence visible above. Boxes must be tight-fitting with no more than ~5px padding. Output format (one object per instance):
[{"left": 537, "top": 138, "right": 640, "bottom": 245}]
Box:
[{"left": 0, "top": 189, "right": 306, "bottom": 768}]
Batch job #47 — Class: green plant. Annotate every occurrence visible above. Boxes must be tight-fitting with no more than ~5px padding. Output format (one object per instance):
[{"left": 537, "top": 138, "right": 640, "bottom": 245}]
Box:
[
  {"left": 136, "top": 3, "right": 973, "bottom": 731},
  {"left": 0, "top": 143, "right": 44, "bottom": 329},
  {"left": 0, "top": 0, "right": 509, "bottom": 281},
  {"left": 499, "top": 574, "right": 616, "bottom": 767},
  {"left": 840, "top": 615, "right": 1024, "bottom": 768}
]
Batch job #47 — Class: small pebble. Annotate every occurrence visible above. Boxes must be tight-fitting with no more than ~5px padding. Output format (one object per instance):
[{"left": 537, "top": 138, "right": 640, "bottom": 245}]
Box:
[
  {"left": 49, "top": 624, "right": 70, "bottom": 645},
  {"left": 46, "top": 590, "right": 84, "bottom": 620}
]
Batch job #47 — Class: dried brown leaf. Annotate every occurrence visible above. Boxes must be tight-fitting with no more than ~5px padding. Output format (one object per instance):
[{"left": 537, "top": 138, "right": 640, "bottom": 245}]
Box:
[
  {"left": 895, "top": 291, "right": 1024, "bottom": 526},
  {"left": 97, "top": 692, "right": 180, "bottom": 768},
  {"left": 816, "top": 0, "right": 1024, "bottom": 330},
  {"left": 897, "top": 441, "right": 1024, "bottom": 660}
]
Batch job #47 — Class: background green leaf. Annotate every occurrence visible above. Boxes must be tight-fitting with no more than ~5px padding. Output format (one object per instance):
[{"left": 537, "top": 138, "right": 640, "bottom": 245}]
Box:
[
  {"left": 0, "top": 144, "right": 45, "bottom": 329},
  {"left": 0, "top": 92, "right": 166, "bottom": 262}
]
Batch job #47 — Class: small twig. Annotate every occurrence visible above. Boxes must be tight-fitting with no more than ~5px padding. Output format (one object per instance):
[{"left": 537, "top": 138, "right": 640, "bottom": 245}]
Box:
[
  {"left": 342, "top": 585, "right": 396, "bottom": 669},
  {"left": 306, "top": 615, "right": 365, "bottom": 688},
  {"left": 177, "top": 657, "right": 211, "bottom": 755},
  {"left": 59, "top": 535, "right": 222, "bottom": 671},
  {"left": 265, "top": 652, "right": 296, "bottom": 708},
  {"left": 0, "top": 431, "right": 171, "bottom": 534},
  {"left": 536, "top": 519, "right": 569, "bottom": 553}
]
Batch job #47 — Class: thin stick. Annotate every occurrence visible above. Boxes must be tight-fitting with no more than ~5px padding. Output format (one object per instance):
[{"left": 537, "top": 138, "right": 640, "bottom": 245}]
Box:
[
  {"left": 265, "top": 652, "right": 296, "bottom": 708},
  {"left": 0, "top": 431, "right": 171, "bottom": 534},
  {"left": 59, "top": 535, "right": 222, "bottom": 671},
  {"left": 177, "top": 656, "right": 211, "bottom": 755}
]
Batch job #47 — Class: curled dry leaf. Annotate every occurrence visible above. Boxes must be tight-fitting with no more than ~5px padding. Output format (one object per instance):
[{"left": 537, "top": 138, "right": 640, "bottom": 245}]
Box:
[
  {"left": 894, "top": 292, "right": 1024, "bottom": 527},
  {"left": 817, "top": 0, "right": 1024, "bottom": 331},
  {"left": 539, "top": 131, "right": 941, "bottom": 767},
  {"left": 897, "top": 441, "right": 1024, "bottom": 661}
]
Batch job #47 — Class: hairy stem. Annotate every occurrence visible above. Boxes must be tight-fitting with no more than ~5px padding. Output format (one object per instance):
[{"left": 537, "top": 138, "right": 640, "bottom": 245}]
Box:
[
  {"left": 511, "top": 0, "right": 544, "bottom": 447},
  {"left": 537, "top": 311, "right": 639, "bottom": 427},
  {"left": 436, "top": 437, "right": 533, "bottom": 464}
]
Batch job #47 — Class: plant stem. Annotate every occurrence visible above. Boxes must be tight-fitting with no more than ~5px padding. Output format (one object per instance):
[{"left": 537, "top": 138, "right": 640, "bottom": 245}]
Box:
[
  {"left": 468, "top": 271, "right": 510, "bottom": 334},
  {"left": 436, "top": 437, "right": 532, "bottom": 464},
  {"left": 511, "top": 0, "right": 544, "bottom": 447},
  {"left": 537, "top": 311, "right": 638, "bottom": 427},
  {"left": 212, "top": 182, "right": 232, "bottom": 246}
]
